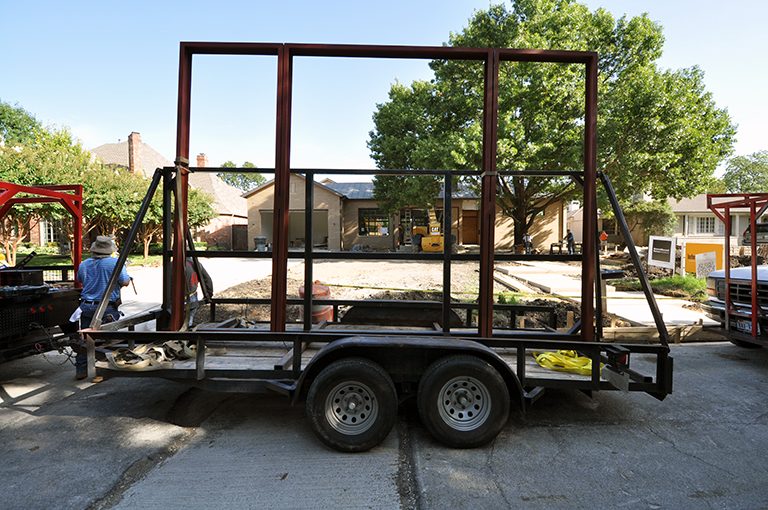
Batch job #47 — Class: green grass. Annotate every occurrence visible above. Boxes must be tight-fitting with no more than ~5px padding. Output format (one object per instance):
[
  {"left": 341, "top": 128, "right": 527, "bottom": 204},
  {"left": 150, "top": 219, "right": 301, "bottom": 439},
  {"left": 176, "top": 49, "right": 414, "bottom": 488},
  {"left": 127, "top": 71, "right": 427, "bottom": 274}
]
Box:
[
  {"left": 612, "top": 274, "right": 707, "bottom": 301},
  {"left": 496, "top": 291, "right": 519, "bottom": 304}
]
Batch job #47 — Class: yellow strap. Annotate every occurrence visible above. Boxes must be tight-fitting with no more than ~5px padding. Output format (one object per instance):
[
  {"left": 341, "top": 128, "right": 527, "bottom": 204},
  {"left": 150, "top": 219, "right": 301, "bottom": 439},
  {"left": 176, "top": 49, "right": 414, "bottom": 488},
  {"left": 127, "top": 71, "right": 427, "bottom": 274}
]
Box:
[{"left": 532, "top": 350, "right": 602, "bottom": 377}]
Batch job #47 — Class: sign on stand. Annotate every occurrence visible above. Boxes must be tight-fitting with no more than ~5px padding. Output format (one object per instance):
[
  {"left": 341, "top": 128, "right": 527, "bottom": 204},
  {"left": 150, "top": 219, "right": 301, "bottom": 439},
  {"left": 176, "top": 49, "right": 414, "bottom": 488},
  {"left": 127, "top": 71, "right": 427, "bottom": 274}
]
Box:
[
  {"left": 684, "top": 242, "right": 723, "bottom": 274},
  {"left": 695, "top": 251, "right": 717, "bottom": 278},
  {"left": 648, "top": 236, "right": 676, "bottom": 270}
]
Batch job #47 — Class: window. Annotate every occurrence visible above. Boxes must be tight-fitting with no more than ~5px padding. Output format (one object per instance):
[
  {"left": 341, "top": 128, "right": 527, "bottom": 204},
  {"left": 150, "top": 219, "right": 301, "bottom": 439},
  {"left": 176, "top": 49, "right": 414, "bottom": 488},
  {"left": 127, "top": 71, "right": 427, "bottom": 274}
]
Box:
[
  {"left": 696, "top": 216, "right": 715, "bottom": 234},
  {"left": 44, "top": 219, "right": 62, "bottom": 244},
  {"left": 358, "top": 209, "right": 389, "bottom": 236}
]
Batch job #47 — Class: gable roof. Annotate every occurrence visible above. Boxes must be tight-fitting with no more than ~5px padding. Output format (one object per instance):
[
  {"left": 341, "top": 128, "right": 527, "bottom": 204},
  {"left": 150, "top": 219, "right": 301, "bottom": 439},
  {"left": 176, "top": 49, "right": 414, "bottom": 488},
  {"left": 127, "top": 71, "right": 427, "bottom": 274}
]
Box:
[
  {"left": 244, "top": 175, "right": 480, "bottom": 201},
  {"left": 188, "top": 171, "right": 247, "bottom": 217},
  {"left": 90, "top": 137, "right": 246, "bottom": 217},
  {"left": 667, "top": 194, "right": 709, "bottom": 213},
  {"left": 90, "top": 140, "right": 171, "bottom": 179},
  {"left": 242, "top": 173, "right": 345, "bottom": 199}
]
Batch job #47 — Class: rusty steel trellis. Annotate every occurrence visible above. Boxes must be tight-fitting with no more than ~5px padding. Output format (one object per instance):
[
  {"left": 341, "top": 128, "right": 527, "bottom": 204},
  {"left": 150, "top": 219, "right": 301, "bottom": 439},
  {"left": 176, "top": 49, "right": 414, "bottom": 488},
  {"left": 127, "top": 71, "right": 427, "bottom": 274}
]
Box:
[
  {"left": 167, "top": 42, "right": 598, "bottom": 339},
  {"left": 707, "top": 193, "right": 768, "bottom": 341}
]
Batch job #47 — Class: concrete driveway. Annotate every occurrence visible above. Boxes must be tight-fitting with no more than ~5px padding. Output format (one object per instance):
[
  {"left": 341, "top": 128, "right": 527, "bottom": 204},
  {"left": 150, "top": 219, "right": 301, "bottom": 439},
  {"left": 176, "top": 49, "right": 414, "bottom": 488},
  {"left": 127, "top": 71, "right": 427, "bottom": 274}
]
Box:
[{"left": 1, "top": 342, "right": 766, "bottom": 509}]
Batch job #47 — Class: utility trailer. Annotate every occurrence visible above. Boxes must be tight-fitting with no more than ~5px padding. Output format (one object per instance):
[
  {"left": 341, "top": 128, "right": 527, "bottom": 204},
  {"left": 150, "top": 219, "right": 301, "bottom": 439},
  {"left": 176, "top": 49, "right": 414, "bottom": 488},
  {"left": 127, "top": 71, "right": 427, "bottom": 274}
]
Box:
[{"left": 83, "top": 42, "right": 673, "bottom": 452}]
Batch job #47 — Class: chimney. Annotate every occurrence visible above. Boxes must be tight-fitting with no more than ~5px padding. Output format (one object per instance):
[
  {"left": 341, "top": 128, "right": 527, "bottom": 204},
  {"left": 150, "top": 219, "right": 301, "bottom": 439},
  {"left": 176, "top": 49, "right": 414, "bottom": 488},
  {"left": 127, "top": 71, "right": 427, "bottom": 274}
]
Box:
[
  {"left": 196, "top": 153, "right": 208, "bottom": 168},
  {"left": 128, "top": 132, "right": 141, "bottom": 174}
]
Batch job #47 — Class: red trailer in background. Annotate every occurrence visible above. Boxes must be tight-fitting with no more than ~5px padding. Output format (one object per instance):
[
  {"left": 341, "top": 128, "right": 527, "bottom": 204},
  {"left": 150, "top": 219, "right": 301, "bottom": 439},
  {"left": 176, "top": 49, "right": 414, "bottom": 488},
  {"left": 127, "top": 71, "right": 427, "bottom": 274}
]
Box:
[{"left": 0, "top": 181, "right": 82, "bottom": 361}]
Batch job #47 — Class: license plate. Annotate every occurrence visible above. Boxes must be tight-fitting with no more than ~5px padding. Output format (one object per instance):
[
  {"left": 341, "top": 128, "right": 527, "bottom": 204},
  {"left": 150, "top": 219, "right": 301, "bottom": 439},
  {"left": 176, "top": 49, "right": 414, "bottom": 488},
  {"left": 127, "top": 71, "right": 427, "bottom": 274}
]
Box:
[{"left": 735, "top": 320, "right": 760, "bottom": 335}]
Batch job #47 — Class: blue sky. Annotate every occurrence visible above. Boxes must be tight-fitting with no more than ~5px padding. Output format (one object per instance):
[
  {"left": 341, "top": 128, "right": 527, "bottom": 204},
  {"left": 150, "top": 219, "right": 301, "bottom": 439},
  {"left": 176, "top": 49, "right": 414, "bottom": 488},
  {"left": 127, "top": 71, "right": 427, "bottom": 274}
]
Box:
[{"left": 1, "top": 0, "right": 765, "bottom": 178}]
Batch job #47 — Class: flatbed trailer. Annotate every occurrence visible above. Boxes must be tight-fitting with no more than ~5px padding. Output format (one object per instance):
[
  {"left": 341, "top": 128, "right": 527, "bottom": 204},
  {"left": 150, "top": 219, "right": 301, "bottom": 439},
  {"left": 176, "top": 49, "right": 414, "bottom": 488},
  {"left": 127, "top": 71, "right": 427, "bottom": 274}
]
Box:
[{"left": 83, "top": 42, "right": 673, "bottom": 452}]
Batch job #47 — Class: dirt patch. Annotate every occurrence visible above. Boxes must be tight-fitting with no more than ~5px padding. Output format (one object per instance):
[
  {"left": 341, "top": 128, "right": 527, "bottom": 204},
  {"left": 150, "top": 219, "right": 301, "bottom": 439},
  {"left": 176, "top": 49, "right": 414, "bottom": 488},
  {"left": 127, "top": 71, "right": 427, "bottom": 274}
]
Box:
[{"left": 194, "top": 260, "right": 630, "bottom": 329}]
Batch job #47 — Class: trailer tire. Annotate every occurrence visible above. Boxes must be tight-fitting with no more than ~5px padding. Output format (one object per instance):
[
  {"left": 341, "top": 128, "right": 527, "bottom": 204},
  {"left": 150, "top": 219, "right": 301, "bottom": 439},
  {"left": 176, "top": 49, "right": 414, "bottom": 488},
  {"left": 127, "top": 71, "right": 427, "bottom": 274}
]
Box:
[
  {"left": 306, "top": 357, "right": 397, "bottom": 452},
  {"left": 417, "top": 355, "right": 509, "bottom": 448}
]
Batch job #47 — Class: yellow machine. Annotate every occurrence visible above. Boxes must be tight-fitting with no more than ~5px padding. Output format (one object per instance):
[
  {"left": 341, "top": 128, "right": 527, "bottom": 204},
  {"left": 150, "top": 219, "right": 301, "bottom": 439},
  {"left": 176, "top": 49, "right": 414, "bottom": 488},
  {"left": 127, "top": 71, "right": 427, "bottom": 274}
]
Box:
[{"left": 412, "top": 209, "right": 445, "bottom": 252}]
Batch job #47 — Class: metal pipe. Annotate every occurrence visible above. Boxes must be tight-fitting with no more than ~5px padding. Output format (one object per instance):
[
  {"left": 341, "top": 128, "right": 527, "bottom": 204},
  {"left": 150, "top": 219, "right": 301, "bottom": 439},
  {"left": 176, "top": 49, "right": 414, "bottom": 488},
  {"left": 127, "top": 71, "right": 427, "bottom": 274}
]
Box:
[
  {"left": 442, "top": 175, "right": 453, "bottom": 334},
  {"left": 304, "top": 173, "right": 314, "bottom": 331},
  {"left": 580, "top": 55, "right": 598, "bottom": 341},
  {"left": 478, "top": 49, "right": 499, "bottom": 338},
  {"left": 270, "top": 46, "right": 293, "bottom": 331}
]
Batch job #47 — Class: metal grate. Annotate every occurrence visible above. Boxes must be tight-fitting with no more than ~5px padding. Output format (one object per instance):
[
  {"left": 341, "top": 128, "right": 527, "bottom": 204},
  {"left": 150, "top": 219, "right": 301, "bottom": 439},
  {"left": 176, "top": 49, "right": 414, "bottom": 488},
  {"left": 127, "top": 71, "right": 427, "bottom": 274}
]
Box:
[{"left": 717, "top": 280, "right": 768, "bottom": 308}]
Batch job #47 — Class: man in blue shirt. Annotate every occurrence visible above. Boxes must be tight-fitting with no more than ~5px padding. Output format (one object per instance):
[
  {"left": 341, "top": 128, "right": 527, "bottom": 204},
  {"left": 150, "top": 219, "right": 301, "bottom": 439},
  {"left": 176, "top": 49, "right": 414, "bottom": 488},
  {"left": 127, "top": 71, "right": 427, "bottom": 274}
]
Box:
[{"left": 73, "top": 236, "right": 131, "bottom": 379}]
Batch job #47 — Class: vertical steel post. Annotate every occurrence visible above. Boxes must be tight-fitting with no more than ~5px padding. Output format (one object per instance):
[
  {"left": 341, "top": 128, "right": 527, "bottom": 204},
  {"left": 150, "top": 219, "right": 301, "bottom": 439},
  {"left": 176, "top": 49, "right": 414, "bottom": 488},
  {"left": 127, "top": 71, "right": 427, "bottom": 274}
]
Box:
[
  {"left": 72, "top": 185, "right": 83, "bottom": 285},
  {"left": 271, "top": 45, "right": 293, "bottom": 332},
  {"left": 171, "top": 44, "right": 193, "bottom": 331},
  {"left": 161, "top": 168, "right": 173, "bottom": 327},
  {"left": 442, "top": 174, "right": 453, "bottom": 334},
  {"left": 478, "top": 49, "right": 499, "bottom": 338},
  {"left": 750, "top": 202, "right": 758, "bottom": 337},
  {"left": 304, "top": 171, "right": 314, "bottom": 331},
  {"left": 724, "top": 204, "right": 731, "bottom": 332},
  {"left": 580, "top": 55, "right": 598, "bottom": 341}
]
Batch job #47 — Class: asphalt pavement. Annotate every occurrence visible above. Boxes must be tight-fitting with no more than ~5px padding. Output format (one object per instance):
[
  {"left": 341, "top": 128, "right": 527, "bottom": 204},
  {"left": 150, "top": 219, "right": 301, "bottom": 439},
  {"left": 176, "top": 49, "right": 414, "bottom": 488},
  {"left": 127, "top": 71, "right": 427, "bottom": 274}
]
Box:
[{"left": 1, "top": 343, "right": 766, "bottom": 509}]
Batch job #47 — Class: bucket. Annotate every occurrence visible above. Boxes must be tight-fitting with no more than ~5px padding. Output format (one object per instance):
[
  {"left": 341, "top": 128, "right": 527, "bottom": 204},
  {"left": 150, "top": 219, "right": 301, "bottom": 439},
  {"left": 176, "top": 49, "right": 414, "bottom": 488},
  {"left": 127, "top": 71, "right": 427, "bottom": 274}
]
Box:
[
  {"left": 298, "top": 281, "right": 333, "bottom": 323},
  {"left": 254, "top": 236, "right": 267, "bottom": 252}
]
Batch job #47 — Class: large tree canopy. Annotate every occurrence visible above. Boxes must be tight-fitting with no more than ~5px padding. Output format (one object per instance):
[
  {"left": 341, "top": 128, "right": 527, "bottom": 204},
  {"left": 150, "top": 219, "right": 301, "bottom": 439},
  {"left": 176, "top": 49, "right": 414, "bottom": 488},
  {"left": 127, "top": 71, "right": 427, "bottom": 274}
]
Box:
[
  {"left": 722, "top": 151, "right": 768, "bottom": 193},
  {"left": 219, "top": 160, "right": 266, "bottom": 192},
  {"left": 369, "top": 0, "right": 735, "bottom": 244},
  {"left": 0, "top": 100, "right": 41, "bottom": 146}
]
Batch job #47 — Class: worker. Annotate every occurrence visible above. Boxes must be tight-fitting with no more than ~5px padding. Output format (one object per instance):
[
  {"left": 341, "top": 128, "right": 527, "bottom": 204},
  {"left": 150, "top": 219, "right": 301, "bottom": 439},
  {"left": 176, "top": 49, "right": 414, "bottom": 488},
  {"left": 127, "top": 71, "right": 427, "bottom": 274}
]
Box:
[
  {"left": 564, "top": 229, "right": 576, "bottom": 255},
  {"left": 185, "top": 257, "right": 213, "bottom": 327},
  {"left": 523, "top": 232, "right": 533, "bottom": 254},
  {"left": 71, "top": 236, "right": 131, "bottom": 380}
]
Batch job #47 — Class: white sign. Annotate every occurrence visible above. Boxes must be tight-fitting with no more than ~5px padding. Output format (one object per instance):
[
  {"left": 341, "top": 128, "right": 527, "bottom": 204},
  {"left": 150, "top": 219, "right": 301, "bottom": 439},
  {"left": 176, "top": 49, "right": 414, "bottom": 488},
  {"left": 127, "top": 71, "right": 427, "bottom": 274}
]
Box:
[
  {"left": 648, "top": 236, "right": 676, "bottom": 270},
  {"left": 695, "top": 251, "right": 717, "bottom": 278}
]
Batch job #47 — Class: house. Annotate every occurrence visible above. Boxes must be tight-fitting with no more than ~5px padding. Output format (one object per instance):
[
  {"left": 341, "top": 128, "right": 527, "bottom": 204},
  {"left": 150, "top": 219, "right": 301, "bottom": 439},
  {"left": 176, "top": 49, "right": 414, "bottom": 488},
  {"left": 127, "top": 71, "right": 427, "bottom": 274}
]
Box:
[
  {"left": 243, "top": 174, "right": 566, "bottom": 251},
  {"left": 90, "top": 133, "right": 248, "bottom": 250},
  {"left": 668, "top": 194, "right": 754, "bottom": 248}
]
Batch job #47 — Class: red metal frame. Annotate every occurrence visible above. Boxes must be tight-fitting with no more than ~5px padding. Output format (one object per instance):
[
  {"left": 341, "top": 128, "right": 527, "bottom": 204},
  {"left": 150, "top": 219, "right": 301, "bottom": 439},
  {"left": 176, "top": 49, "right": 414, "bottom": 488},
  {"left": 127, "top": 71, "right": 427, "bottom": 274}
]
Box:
[
  {"left": 0, "top": 181, "right": 83, "bottom": 280},
  {"left": 171, "top": 42, "right": 599, "bottom": 338},
  {"left": 707, "top": 193, "right": 768, "bottom": 339}
]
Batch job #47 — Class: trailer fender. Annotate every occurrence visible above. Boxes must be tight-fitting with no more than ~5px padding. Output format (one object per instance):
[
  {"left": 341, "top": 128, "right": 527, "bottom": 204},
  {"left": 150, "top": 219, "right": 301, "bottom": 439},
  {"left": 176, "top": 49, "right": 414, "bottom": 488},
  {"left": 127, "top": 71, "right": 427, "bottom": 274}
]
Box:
[{"left": 293, "top": 336, "right": 525, "bottom": 410}]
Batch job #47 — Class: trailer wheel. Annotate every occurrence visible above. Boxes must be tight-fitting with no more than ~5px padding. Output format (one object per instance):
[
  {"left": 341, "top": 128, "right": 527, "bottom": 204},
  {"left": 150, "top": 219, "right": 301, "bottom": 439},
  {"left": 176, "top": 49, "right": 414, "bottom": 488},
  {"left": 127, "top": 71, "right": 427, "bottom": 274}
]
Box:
[
  {"left": 306, "top": 357, "right": 397, "bottom": 452},
  {"left": 417, "top": 355, "right": 509, "bottom": 448}
]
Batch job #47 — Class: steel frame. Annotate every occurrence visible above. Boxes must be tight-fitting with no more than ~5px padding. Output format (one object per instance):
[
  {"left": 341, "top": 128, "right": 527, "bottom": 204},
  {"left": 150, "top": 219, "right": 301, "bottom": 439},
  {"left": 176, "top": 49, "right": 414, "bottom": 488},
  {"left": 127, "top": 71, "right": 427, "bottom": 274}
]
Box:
[
  {"left": 707, "top": 193, "right": 768, "bottom": 340},
  {"left": 169, "top": 42, "right": 599, "bottom": 337},
  {"left": 0, "top": 181, "right": 83, "bottom": 276},
  {"left": 81, "top": 42, "right": 673, "bottom": 401}
]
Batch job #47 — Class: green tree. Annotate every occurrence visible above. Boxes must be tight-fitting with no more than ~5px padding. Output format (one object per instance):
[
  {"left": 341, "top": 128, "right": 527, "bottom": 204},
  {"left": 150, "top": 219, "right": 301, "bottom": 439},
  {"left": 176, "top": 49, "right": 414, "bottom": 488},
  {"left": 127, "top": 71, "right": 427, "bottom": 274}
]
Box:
[
  {"left": 621, "top": 200, "right": 676, "bottom": 244},
  {"left": 368, "top": 1, "right": 735, "bottom": 245},
  {"left": 0, "top": 100, "right": 41, "bottom": 146},
  {"left": 722, "top": 151, "right": 768, "bottom": 193},
  {"left": 0, "top": 128, "right": 92, "bottom": 264},
  {"left": 218, "top": 160, "right": 266, "bottom": 192}
]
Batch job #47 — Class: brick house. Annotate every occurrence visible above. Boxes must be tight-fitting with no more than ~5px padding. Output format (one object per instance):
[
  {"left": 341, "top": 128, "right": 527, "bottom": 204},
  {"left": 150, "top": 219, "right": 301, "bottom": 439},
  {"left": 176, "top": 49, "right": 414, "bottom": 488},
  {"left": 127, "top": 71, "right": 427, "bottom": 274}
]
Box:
[{"left": 90, "top": 133, "right": 248, "bottom": 249}]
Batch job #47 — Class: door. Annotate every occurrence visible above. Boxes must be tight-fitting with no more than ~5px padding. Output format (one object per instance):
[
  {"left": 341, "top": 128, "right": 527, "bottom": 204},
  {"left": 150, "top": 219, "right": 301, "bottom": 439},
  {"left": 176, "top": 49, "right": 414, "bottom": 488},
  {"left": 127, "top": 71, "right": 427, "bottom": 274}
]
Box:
[
  {"left": 232, "top": 224, "right": 248, "bottom": 251},
  {"left": 462, "top": 210, "right": 479, "bottom": 244}
]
